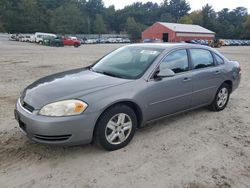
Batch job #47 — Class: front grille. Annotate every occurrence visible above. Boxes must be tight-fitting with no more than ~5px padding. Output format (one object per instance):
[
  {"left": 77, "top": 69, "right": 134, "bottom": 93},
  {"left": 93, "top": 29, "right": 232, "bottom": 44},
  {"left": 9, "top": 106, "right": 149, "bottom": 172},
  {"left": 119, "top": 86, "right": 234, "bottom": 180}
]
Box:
[
  {"left": 34, "top": 134, "right": 72, "bottom": 142},
  {"left": 22, "top": 102, "right": 34, "bottom": 113}
]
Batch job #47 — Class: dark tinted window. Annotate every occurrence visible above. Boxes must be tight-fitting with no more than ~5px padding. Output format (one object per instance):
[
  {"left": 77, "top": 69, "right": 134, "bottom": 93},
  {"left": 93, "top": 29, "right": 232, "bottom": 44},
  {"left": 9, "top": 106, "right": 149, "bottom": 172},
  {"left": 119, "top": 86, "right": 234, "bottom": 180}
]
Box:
[
  {"left": 190, "top": 49, "right": 214, "bottom": 69},
  {"left": 214, "top": 53, "right": 224, "bottom": 65},
  {"left": 160, "top": 50, "right": 189, "bottom": 73}
]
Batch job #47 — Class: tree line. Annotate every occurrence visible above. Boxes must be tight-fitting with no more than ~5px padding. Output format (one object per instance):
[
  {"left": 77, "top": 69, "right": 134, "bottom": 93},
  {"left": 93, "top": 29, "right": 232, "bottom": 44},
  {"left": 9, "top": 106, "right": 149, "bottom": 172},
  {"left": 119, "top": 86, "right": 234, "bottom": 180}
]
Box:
[{"left": 0, "top": 0, "right": 249, "bottom": 39}]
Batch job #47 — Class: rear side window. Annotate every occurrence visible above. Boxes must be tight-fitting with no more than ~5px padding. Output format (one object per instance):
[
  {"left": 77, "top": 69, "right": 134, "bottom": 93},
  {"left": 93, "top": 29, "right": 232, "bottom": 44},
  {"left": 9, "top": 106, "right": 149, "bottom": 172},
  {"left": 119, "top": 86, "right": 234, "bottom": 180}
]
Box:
[
  {"left": 214, "top": 53, "right": 224, "bottom": 65},
  {"left": 190, "top": 49, "right": 214, "bottom": 69},
  {"left": 160, "top": 49, "right": 189, "bottom": 73}
]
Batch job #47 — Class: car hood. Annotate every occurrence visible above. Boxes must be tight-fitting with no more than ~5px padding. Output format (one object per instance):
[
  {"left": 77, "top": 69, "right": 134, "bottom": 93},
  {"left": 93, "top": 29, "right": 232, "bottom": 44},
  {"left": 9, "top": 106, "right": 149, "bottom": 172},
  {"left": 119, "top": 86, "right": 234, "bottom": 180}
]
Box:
[{"left": 21, "top": 68, "right": 131, "bottom": 109}]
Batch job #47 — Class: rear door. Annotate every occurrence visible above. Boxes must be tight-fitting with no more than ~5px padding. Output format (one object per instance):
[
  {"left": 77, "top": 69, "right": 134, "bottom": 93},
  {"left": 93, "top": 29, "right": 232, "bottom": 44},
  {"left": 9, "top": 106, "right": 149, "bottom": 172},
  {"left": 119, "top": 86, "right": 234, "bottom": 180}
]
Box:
[{"left": 189, "top": 48, "right": 222, "bottom": 107}]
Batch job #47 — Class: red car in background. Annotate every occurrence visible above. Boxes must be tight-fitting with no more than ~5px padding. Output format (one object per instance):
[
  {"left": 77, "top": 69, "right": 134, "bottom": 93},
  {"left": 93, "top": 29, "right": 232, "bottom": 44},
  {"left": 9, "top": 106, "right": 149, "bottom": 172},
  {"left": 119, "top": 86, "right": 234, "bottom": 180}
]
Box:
[{"left": 63, "top": 36, "right": 81, "bottom": 47}]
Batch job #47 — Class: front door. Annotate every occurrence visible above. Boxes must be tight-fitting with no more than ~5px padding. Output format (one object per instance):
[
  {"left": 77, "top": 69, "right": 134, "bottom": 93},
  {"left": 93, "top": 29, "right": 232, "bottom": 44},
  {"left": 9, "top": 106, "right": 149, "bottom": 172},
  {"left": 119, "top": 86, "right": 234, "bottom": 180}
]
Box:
[{"left": 145, "top": 49, "right": 193, "bottom": 120}]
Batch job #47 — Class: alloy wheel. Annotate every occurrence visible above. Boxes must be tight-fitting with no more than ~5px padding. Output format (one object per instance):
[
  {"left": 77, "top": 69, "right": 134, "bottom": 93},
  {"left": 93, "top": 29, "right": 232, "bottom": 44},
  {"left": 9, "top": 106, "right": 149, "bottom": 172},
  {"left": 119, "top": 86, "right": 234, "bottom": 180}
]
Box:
[
  {"left": 105, "top": 113, "right": 133, "bottom": 145},
  {"left": 217, "top": 87, "right": 229, "bottom": 108}
]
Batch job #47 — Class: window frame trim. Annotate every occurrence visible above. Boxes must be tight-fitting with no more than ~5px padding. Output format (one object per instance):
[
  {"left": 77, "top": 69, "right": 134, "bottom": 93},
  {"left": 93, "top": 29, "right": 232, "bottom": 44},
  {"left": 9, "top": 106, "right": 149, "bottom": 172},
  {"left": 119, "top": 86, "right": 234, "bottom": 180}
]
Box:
[
  {"left": 188, "top": 48, "right": 216, "bottom": 71},
  {"left": 212, "top": 52, "right": 225, "bottom": 66},
  {"left": 149, "top": 48, "right": 191, "bottom": 81}
]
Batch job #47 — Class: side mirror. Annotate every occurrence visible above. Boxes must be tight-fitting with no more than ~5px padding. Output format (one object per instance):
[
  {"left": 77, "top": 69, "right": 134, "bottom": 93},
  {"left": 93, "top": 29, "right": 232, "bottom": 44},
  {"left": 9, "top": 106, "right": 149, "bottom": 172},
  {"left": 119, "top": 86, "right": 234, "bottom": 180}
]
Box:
[{"left": 155, "top": 68, "right": 175, "bottom": 79}]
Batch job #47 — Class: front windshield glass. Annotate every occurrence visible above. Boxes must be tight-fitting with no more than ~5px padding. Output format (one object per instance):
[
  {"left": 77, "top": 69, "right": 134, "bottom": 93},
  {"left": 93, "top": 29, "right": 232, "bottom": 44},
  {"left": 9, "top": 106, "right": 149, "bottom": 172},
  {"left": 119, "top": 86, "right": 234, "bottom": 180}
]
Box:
[{"left": 91, "top": 46, "right": 163, "bottom": 79}]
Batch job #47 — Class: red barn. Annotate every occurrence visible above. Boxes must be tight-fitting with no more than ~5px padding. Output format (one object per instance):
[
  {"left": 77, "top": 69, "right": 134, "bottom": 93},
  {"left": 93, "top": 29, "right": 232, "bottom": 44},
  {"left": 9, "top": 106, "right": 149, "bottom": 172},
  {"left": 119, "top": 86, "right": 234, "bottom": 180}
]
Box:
[{"left": 142, "top": 22, "right": 215, "bottom": 42}]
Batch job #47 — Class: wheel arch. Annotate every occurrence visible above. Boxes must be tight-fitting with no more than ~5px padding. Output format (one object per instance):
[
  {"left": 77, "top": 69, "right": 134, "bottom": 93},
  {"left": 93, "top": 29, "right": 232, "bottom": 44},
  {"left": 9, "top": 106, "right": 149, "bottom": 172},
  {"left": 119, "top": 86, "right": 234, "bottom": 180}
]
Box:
[
  {"left": 223, "top": 80, "right": 233, "bottom": 93},
  {"left": 92, "top": 100, "right": 144, "bottom": 141}
]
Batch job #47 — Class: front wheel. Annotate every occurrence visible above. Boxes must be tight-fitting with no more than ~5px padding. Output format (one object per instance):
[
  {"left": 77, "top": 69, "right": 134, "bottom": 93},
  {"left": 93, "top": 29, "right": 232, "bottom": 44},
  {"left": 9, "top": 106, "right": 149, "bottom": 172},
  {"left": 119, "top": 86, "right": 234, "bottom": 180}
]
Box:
[
  {"left": 74, "top": 43, "right": 80, "bottom": 47},
  {"left": 209, "top": 83, "right": 230, "bottom": 111},
  {"left": 95, "top": 105, "right": 137, "bottom": 151}
]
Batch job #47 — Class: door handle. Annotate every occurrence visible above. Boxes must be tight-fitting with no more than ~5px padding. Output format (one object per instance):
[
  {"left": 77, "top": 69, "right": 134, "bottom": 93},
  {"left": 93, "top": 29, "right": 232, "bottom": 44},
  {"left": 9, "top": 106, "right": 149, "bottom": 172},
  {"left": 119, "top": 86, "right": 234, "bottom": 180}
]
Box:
[
  {"left": 214, "top": 70, "right": 220, "bottom": 75},
  {"left": 182, "top": 77, "right": 191, "bottom": 82}
]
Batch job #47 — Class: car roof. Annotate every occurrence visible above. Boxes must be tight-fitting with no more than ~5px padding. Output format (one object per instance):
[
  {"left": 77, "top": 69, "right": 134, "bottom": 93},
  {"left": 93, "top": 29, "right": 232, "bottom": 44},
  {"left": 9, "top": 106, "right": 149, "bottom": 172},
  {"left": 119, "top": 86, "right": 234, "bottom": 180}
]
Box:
[{"left": 127, "top": 43, "right": 212, "bottom": 50}]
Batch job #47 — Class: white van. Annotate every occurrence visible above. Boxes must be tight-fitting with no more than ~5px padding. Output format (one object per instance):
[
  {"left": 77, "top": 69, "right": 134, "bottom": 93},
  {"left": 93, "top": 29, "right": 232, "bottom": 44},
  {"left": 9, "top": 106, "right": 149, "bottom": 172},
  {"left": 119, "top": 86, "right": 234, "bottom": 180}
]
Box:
[{"left": 34, "top": 32, "right": 56, "bottom": 44}]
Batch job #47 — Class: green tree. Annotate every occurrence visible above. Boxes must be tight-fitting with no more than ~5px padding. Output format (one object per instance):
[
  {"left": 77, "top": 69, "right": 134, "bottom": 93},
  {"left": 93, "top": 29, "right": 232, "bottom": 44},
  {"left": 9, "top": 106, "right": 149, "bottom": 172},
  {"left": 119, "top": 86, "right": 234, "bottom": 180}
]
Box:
[
  {"left": 216, "top": 8, "right": 234, "bottom": 38},
  {"left": 189, "top": 11, "right": 203, "bottom": 25},
  {"left": 179, "top": 15, "right": 193, "bottom": 24},
  {"left": 125, "top": 17, "right": 141, "bottom": 41},
  {"left": 0, "top": 0, "right": 249, "bottom": 39},
  {"left": 50, "top": 3, "right": 87, "bottom": 34},
  {"left": 93, "top": 14, "right": 107, "bottom": 34},
  {"left": 0, "top": 21, "right": 5, "bottom": 32},
  {"left": 168, "top": 0, "right": 190, "bottom": 21},
  {"left": 103, "top": 5, "right": 116, "bottom": 32},
  {"left": 201, "top": 4, "right": 216, "bottom": 31},
  {"left": 160, "top": 13, "right": 175, "bottom": 22},
  {"left": 242, "top": 16, "right": 250, "bottom": 38},
  {"left": 86, "top": 0, "right": 104, "bottom": 17}
]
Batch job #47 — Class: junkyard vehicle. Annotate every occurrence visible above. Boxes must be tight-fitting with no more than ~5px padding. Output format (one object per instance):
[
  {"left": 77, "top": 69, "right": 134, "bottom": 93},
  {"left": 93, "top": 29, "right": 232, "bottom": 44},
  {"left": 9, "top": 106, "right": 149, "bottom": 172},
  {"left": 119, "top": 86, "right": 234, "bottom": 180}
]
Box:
[
  {"left": 15, "top": 44, "right": 241, "bottom": 151},
  {"left": 35, "top": 32, "right": 57, "bottom": 44},
  {"left": 22, "top": 35, "right": 32, "bottom": 42},
  {"left": 50, "top": 36, "right": 64, "bottom": 47},
  {"left": 9, "top": 34, "right": 17, "bottom": 41},
  {"left": 42, "top": 36, "right": 64, "bottom": 47},
  {"left": 63, "top": 37, "right": 81, "bottom": 47},
  {"left": 208, "top": 39, "right": 224, "bottom": 48}
]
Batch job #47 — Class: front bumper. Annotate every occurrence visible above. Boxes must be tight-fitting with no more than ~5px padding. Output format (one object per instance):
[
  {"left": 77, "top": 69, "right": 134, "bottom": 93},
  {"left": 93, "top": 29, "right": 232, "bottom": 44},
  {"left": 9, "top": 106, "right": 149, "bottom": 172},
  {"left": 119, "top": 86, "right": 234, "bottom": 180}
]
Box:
[{"left": 15, "top": 98, "right": 98, "bottom": 146}]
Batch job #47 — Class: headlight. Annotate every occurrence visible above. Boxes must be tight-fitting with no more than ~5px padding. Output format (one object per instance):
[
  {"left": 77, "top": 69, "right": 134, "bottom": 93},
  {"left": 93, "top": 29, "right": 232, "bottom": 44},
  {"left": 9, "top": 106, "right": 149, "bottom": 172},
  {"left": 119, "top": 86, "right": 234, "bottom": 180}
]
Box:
[{"left": 39, "top": 100, "right": 88, "bottom": 117}]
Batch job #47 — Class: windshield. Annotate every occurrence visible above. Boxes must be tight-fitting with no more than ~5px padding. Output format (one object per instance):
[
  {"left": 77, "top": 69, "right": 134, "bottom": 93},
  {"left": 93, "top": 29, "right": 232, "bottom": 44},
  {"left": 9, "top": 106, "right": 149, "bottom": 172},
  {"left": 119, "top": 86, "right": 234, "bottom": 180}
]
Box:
[{"left": 91, "top": 46, "right": 163, "bottom": 79}]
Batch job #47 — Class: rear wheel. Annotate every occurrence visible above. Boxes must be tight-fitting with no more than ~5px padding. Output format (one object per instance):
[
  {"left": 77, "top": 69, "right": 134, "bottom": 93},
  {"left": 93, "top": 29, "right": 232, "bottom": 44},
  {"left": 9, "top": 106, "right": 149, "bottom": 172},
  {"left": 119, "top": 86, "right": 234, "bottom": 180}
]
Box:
[
  {"left": 95, "top": 104, "right": 137, "bottom": 151},
  {"left": 209, "top": 83, "right": 230, "bottom": 111}
]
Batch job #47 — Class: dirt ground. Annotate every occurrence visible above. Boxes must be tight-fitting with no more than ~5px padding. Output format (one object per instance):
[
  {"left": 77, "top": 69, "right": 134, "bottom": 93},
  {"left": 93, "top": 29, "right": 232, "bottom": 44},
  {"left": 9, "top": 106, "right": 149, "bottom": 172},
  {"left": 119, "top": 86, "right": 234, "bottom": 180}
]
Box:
[{"left": 0, "top": 39, "right": 250, "bottom": 188}]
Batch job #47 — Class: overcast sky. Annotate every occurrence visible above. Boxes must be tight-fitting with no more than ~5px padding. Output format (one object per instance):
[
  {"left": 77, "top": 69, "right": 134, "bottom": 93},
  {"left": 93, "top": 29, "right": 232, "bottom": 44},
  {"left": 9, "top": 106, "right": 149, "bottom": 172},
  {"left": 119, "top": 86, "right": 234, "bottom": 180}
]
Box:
[{"left": 103, "top": 0, "right": 250, "bottom": 12}]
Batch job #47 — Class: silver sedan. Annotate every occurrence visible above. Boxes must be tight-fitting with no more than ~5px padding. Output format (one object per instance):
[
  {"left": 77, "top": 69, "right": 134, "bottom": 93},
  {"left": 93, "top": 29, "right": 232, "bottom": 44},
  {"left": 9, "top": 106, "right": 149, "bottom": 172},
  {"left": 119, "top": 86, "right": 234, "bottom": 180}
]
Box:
[{"left": 15, "top": 43, "right": 241, "bottom": 150}]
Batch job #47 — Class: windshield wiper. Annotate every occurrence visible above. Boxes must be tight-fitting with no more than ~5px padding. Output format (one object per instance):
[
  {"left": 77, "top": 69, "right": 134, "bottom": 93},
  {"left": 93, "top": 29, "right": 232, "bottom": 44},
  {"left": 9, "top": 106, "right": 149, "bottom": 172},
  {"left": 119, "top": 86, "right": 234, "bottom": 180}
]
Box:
[
  {"left": 102, "top": 71, "right": 124, "bottom": 78},
  {"left": 91, "top": 69, "right": 125, "bottom": 79}
]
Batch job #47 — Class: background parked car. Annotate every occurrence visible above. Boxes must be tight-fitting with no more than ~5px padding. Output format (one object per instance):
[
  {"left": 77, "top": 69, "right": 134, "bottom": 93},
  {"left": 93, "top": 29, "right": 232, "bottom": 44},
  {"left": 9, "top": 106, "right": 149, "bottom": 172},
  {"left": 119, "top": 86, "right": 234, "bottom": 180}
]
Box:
[
  {"left": 35, "top": 32, "right": 57, "bottom": 44},
  {"left": 63, "top": 36, "right": 81, "bottom": 47},
  {"left": 42, "top": 36, "right": 64, "bottom": 47},
  {"left": 9, "top": 34, "right": 17, "bottom": 41},
  {"left": 84, "top": 38, "right": 97, "bottom": 44},
  {"left": 122, "top": 38, "right": 131, "bottom": 43},
  {"left": 21, "top": 35, "right": 32, "bottom": 42}
]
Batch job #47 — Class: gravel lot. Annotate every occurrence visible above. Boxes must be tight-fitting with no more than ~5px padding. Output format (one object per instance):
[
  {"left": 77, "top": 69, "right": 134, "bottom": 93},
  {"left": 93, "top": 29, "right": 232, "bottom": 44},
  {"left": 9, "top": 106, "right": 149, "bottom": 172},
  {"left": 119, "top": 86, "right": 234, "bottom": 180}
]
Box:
[{"left": 0, "top": 39, "right": 250, "bottom": 188}]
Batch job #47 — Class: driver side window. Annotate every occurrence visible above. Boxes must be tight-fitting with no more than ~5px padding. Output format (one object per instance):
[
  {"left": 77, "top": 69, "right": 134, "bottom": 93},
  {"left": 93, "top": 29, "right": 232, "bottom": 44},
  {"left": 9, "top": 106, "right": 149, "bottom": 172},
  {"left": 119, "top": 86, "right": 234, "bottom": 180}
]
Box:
[{"left": 160, "top": 49, "right": 189, "bottom": 73}]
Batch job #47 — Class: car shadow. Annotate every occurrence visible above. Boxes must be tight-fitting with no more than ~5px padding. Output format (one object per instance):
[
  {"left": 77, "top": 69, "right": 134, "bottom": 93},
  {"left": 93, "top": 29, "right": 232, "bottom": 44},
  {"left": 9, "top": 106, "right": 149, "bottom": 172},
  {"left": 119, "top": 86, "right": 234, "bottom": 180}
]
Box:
[
  {"left": 139, "top": 106, "right": 211, "bottom": 133},
  {"left": 0, "top": 106, "right": 213, "bottom": 170}
]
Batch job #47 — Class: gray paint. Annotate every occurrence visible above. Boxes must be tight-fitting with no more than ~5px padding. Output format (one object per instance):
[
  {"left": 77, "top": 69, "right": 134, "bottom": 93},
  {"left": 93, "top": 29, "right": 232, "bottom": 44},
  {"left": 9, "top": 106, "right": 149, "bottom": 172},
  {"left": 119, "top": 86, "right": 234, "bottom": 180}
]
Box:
[{"left": 15, "top": 43, "right": 241, "bottom": 146}]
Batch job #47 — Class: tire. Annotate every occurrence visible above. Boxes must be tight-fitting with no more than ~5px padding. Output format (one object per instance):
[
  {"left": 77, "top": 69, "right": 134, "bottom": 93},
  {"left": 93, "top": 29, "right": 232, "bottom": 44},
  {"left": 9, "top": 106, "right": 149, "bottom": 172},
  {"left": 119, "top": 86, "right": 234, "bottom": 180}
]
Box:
[
  {"left": 209, "top": 83, "right": 230, "bottom": 111},
  {"left": 74, "top": 43, "right": 79, "bottom": 47},
  {"left": 95, "top": 104, "right": 137, "bottom": 151}
]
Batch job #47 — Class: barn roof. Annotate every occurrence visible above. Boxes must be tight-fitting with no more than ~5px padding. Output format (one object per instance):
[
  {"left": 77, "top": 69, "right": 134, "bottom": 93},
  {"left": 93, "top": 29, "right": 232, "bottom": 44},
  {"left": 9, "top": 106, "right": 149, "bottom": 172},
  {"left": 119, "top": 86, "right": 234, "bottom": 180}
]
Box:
[{"left": 157, "top": 22, "right": 215, "bottom": 34}]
